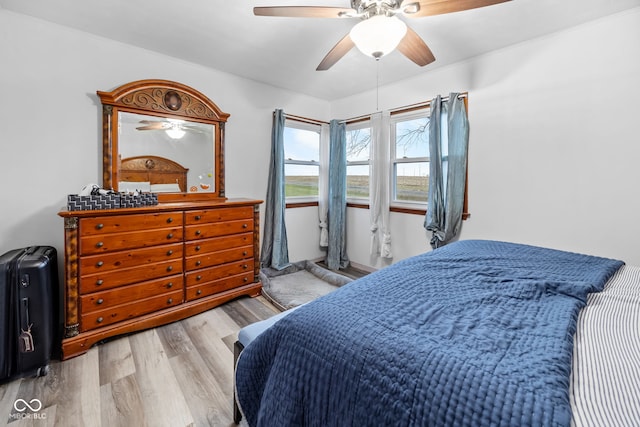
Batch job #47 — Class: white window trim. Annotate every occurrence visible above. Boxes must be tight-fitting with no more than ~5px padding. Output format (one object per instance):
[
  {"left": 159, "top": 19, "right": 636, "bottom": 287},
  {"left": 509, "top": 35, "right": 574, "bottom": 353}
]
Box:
[
  {"left": 345, "top": 120, "right": 372, "bottom": 204},
  {"left": 389, "top": 109, "right": 430, "bottom": 209},
  {"left": 284, "top": 119, "right": 322, "bottom": 203}
]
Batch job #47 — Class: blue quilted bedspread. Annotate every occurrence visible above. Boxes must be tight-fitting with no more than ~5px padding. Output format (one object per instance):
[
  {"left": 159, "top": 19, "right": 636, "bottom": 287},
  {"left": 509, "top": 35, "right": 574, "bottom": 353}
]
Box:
[{"left": 235, "top": 240, "right": 623, "bottom": 426}]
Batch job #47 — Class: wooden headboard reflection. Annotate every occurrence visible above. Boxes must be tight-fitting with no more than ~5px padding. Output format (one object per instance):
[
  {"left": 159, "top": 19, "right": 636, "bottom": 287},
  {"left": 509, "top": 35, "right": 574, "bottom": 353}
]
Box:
[{"left": 119, "top": 156, "right": 188, "bottom": 192}]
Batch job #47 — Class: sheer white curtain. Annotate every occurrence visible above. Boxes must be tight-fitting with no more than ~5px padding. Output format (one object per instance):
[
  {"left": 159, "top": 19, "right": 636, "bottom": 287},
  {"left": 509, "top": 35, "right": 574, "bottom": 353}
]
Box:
[
  {"left": 318, "top": 123, "right": 330, "bottom": 247},
  {"left": 369, "top": 111, "right": 392, "bottom": 259}
]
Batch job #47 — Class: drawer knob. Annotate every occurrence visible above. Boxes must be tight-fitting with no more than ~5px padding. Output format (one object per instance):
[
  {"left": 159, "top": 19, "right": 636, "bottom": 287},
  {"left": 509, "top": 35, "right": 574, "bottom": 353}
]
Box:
[
  {"left": 96, "top": 298, "right": 104, "bottom": 305},
  {"left": 167, "top": 298, "right": 173, "bottom": 304},
  {"left": 167, "top": 233, "right": 174, "bottom": 239},
  {"left": 195, "top": 261, "right": 201, "bottom": 266},
  {"left": 242, "top": 223, "right": 248, "bottom": 229},
  {"left": 96, "top": 241, "right": 104, "bottom": 248},
  {"left": 196, "top": 290, "right": 202, "bottom": 295},
  {"left": 96, "top": 223, "right": 104, "bottom": 230},
  {"left": 243, "top": 264, "right": 248, "bottom": 270},
  {"left": 167, "top": 250, "right": 173, "bottom": 256},
  {"left": 96, "top": 261, "right": 104, "bottom": 268},
  {"left": 243, "top": 251, "right": 248, "bottom": 256},
  {"left": 167, "top": 282, "right": 173, "bottom": 288},
  {"left": 196, "top": 275, "right": 202, "bottom": 281},
  {"left": 97, "top": 317, "right": 104, "bottom": 324},
  {"left": 195, "top": 230, "right": 201, "bottom": 236},
  {"left": 195, "top": 245, "right": 201, "bottom": 252},
  {"left": 195, "top": 215, "right": 201, "bottom": 220},
  {"left": 167, "top": 217, "right": 173, "bottom": 223},
  {"left": 243, "top": 277, "right": 249, "bottom": 282},
  {"left": 96, "top": 279, "right": 104, "bottom": 286},
  {"left": 167, "top": 266, "right": 173, "bottom": 272}
]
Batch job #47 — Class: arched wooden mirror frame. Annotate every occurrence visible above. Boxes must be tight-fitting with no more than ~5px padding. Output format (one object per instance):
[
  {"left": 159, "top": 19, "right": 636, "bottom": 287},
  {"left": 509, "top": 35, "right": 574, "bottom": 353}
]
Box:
[{"left": 98, "top": 79, "right": 229, "bottom": 202}]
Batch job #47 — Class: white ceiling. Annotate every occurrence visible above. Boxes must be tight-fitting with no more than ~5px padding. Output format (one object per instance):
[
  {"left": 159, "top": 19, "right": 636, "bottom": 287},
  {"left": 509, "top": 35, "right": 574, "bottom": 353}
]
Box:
[{"left": 2, "top": 0, "right": 639, "bottom": 100}]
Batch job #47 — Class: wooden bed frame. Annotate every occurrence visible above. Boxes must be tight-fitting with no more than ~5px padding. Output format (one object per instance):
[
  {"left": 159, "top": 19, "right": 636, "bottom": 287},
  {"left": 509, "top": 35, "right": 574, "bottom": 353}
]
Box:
[{"left": 119, "top": 155, "right": 188, "bottom": 192}]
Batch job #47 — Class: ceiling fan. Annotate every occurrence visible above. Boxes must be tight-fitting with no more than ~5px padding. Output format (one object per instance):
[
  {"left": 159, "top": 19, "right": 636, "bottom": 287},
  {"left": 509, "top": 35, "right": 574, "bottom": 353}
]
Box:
[
  {"left": 136, "top": 119, "right": 206, "bottom": 139},
  {"left": 254, "top": 0, "right": 511, "bottom": 70}
]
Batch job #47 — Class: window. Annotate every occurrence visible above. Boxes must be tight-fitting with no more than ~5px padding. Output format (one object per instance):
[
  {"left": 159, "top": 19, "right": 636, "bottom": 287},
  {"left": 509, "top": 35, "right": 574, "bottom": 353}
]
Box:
[
  {"left": 391, "top": 111, "right": 430, "bottom": 204},
  {"left": 283, "top": 121, "right": 320, "bottom": 200},
  {"left": 346, "top": 123, "right": 371, "bottom": 200}
]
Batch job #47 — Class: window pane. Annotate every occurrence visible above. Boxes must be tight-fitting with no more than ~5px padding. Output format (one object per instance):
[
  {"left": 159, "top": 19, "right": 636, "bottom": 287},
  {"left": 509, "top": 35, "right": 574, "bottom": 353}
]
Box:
[
  {"left": 347, "top": 164, "right": 369, "bottom": 199},
  {"left": 395, "top": 117, "right": 428, "bottom": 159},
  {"left": 346, "top": 128, "right": 371, "bottom": 162},
  {"left": 284, "top": 126, "right": 319, "bottom": 162},
  {"left": 394, "top": 162, "right": 428, "bottom": 202},
  {"left": 285, "top": 164, "right": 319, "bottom": 197}
]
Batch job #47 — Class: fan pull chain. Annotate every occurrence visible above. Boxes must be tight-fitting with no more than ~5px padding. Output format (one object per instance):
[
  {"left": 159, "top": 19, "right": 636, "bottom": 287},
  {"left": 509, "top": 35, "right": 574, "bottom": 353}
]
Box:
[{"left": 376, "top": 60, "right": 380, "bottom": 111}]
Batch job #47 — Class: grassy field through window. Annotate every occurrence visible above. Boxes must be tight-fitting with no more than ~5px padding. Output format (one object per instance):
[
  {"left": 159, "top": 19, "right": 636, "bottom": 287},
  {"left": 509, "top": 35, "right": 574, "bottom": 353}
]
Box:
[{"left": 285, "top": 175, "right": 428, "bottom": 201}]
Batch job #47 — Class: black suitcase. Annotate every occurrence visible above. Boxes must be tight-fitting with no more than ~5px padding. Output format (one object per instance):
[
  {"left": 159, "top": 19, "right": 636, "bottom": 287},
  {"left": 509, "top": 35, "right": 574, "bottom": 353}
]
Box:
[{"left": 0, "top": 246, "right": 59, "bottom": 380}]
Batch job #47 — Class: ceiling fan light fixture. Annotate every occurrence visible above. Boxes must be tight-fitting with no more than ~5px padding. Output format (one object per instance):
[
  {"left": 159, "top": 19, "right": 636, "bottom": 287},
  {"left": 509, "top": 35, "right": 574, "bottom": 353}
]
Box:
[
  {"left": 165, "top": 127, "right": 186, "bottom": 139},
  {"left": 350, "top": 15, "right": 407, "bottom": 59}
]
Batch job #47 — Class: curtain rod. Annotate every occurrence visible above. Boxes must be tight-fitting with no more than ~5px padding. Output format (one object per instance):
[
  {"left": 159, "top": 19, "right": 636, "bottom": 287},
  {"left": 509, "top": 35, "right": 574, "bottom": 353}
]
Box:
[
  {"left": 277, "top": 92, "right": 467, "bottom": 126},
  {"left": 342, "top": 92, "right": 468, "bottom": 124},
  {"left": 280, "top": 112, "right": 329, "bottom": 126}
]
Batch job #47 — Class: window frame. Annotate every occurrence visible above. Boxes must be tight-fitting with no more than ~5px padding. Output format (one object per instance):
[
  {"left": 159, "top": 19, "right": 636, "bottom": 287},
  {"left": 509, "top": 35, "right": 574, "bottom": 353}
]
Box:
[
  {"left": 389, "top": 109, "right": 430, "bottom": 210},
  {"left": 283, "top": 119, "right": 321, "bottom": 205},
  {"left": 345, "top": 120, "right": 372, "bottom": 204}
]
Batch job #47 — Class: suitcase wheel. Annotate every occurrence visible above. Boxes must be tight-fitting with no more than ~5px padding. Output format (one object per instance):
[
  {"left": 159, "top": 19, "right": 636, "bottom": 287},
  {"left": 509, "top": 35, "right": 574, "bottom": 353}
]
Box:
[{"left": 35, "top": 365, "right": 49, "bottom": 377}]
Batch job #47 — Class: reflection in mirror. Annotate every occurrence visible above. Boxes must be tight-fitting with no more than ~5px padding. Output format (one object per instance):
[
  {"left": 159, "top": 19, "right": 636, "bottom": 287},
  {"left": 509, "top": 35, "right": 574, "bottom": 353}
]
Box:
[{"left": 118, "top": 112, "right": 215, "bottom": 193}]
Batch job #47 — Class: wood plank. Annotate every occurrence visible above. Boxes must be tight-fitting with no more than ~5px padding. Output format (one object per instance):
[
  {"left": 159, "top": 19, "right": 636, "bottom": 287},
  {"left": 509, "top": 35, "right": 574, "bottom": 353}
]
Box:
[
  {"left": 128, "top": 329, "right": 194, "bottom": 427},
  {"left": 49, "top": 347, "right": 101, "bottom": 425},
  {"left": 157, "top": 321, "right": 195, "bottom": 359},
  {"left": 98, "top": 335, "right": 136, "bottom": 386},
  {"left": 169, "top": 350, "right": 233, "bottom": 425},
  {"left": 100, "top": 375, "right": 147, "bottom": 427},
  {"left": 182, "top": 315, "right": 236, "bottom": 387},
  {"left": 0, "top": 380, "right": 21, "bottom": 423}
]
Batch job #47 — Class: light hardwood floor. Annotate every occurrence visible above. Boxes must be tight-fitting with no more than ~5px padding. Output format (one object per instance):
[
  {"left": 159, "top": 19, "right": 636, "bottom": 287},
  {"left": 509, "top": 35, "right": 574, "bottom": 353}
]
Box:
[{"left": 0, "top": 296, "right": 280, "bottom": 427}]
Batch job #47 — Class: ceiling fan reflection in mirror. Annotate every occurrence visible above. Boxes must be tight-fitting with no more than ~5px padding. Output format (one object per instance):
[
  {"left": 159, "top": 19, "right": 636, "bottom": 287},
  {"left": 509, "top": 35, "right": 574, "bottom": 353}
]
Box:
[
  {"left": 136, "top": 119, "right": 207, "bottom": 139},
  {"left": 254, "top": 0, "right": 511, "bottom": 70}
]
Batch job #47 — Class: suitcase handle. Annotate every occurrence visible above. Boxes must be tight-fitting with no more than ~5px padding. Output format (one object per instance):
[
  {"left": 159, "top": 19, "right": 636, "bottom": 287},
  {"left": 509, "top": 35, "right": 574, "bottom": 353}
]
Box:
[{"left": 22, "top": 298, "right": 31, "bottom": 327}]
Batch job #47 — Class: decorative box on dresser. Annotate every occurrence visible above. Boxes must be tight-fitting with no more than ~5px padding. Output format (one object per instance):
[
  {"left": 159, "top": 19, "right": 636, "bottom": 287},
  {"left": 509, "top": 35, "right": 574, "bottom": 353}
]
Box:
[{"left": 58, "top": 200, "right": 262, "bottom": 359}]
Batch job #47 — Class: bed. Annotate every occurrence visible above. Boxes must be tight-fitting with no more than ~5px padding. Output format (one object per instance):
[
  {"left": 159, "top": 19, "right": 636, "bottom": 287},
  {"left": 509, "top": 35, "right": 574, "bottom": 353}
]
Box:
[
  {"left": 234, "top": 240, "right": 640, "bottom": 426},
  {"left": 118, "top": 155, "right": 188, "bottom": 192}
]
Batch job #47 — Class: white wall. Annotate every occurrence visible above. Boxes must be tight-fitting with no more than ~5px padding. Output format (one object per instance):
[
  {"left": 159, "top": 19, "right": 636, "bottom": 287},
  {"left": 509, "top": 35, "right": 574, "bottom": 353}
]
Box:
[
  {"left": 0, "top": 11, "right": 329, "bottom": 267},
  {"left": 331, "top": 7, "right": 640, "bottom": 267}
]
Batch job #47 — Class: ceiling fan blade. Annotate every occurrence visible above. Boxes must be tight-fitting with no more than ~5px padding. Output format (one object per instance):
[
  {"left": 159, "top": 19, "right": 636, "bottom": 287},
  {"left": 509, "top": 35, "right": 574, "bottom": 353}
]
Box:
[
  {"left": 136, "top": 122, "right": 167, "bottom": 130},
  {"left": 254, "top": 6, "right": 356, "bottom": 18},
  {"left": 316, "top": 34, "right": 355, "bottom": 71},
  {"left": 403, "top": 0, "right": 510, "bottom": 18},
  {"left": 397, "top": 27, "right": 435, "bottom": 66}
]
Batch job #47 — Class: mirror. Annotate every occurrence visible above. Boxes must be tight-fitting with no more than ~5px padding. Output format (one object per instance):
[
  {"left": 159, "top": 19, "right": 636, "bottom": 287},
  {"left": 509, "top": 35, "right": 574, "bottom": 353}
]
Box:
[{"left": 98, "top": 79, "right": 229, "bottom": 202}]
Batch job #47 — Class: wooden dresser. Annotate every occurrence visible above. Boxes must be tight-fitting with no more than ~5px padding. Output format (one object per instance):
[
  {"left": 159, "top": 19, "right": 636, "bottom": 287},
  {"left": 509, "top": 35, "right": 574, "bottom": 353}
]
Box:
[{"left": 58, "top": 199, "right": 262, "bottom": 359}]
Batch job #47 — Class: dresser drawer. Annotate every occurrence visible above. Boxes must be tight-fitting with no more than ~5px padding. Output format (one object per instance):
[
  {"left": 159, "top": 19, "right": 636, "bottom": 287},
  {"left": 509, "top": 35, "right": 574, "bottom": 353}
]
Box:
[
  {"left": 185, "top": 219, "right": 253, "bottom": 240},
  {"left": 80, "top": 212, "right": 183, "bottom": 237},
  {"left": 80, "top": 259, "right": 183, "bottom": 294},
  {"left": 185, "top": 260, "right": 254, "bottom": 287},
  {"left": 186, "top": 272, "right": 254, "bottom": 301},
  {"left": 186, "top": 245, "right": 253, "bottom": 271},
  {"left": 80, "top": 243, "right": 183, "bottom": 275},
  {"left": 80, "top": 289, "right": 183, "bottom": 332},
  {"left": 80, "top": 227, "right": 183, "bottom": 255},
  {"left": 185, "top": 207, "right": 253, "bottom": 225},
  {"left": 184, "top": 233, "right": 252, "bottom": 257},
  {"left": 80, "top": 274, "right": 182, "bottom": 314}
]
